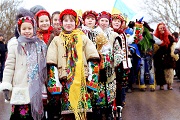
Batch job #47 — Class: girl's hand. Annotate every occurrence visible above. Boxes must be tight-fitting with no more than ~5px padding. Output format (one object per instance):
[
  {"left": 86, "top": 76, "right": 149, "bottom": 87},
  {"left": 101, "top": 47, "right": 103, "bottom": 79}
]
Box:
[{"left": 3, "top": 89, "right": 10, "bottom": 101}]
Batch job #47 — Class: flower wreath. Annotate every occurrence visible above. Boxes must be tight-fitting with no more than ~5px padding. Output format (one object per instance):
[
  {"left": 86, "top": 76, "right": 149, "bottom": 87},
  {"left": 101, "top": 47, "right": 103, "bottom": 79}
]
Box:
[
  {"left": 111, "top": 14, "right": 124, "bottom": 21},
  {"left": 98, "top": 11, "right": 112, "bottom": 22},
  {"left": 18, "top": 16, "right": 33, "bottom": 25},
  {"left": 82, "top": 10, "right": 98, "bottom": 20}
]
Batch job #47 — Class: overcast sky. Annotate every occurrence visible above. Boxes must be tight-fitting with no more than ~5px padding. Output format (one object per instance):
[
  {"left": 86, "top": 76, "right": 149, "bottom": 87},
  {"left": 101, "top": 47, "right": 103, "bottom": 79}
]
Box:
[
  {"left": 19, "top": 0, "right": 154, "bottom": 28},
  {"left": 20, "top": 0, "right": 141, "bottom": 15}
]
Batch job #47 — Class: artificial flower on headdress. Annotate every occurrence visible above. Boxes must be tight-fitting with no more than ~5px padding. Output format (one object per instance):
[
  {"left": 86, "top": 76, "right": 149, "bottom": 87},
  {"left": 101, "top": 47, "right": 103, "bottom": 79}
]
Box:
[
  {"left": 18, "top": 16, "right": 34, "bottom": 26},
  {"left": 111, "top": 14, "right": 124, "bottom": 22},
  {"left": 17, "top": 16, "right": 36, "bottom": 35},
  {"left": 111, "top": 14, "right": 126, "bottom": 34},
  {"left": 15, "top": 8, "right": 35, "bottom": 38},
  {"left": 82, "top": 10, "right": 98, "bottom": 21},
  {"left": 98, "top": 11, "right": 111, "bottom": 22}
]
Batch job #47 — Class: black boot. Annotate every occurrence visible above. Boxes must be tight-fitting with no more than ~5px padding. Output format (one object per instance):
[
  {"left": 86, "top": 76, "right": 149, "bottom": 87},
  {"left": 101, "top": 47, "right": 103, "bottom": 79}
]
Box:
[
  {"left": 106, "top": 107, "right": 113, "bottom": 120},
  {"left": 116, "top": 106, "right": 123, "bottom": 120}
]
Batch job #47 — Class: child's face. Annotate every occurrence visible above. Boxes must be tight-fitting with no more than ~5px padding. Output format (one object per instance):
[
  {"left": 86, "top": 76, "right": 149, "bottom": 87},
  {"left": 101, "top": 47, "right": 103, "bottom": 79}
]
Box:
[
  {"left": 38, "top": 15, "right": 50, "bottom": 30},
  {"left": 112, "top": 18, "right": 121, "bottom": 29},
  {"left": 20, "top": 22, "right": 33, "bottom": 38},
  {"left": 84, "top": 16, "right": 96, "bottom": 28},
  {"left": 62, "top": 15, "right": 76, "bottom": 32},
  {"left": 98, "top": 18, "right": 109, "bottom": 31},
  {"left": 52, "top": 14, "right": 60, "bottom": 29}
]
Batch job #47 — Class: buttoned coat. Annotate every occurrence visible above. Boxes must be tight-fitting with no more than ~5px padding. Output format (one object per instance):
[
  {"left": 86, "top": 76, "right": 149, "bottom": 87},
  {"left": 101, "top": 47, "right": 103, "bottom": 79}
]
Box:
[{"left": 47, "top": 34, "right": 100, "bottom": 79}]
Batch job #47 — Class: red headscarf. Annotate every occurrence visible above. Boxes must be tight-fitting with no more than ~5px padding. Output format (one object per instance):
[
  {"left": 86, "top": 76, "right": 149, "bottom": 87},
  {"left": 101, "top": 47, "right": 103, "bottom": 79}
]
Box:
[
  {"left": 98, "top": 11, "right": 111, "bottom": 23},
  {"left": 36, "top": 26, "right": 53, "bottom": 44},
  {"left": 35, "top": 10, "right": 51, "bottom": 27},
  {"left": 154, "top": 22, "right": 171, "bottom": 48},
  {"left": 35, "top": 10, "right": 53, "bottom": 44},
  {"left": 59, "top": 9, "right": 78, "bottom": 26}
]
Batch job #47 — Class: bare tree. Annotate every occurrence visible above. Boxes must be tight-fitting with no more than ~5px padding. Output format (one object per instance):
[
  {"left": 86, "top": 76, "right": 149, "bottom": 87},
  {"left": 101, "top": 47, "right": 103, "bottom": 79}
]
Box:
[
  {"left": 142, "top": 0, "right": 180, "bottom": 32},
  {"left": 0, "top": 0, "right": 22, "bottom": 42}
]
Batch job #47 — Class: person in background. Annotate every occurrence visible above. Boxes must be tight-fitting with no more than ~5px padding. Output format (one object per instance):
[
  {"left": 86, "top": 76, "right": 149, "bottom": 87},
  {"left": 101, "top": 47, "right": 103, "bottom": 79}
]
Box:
[
  {"left": 30, "top": 5, "right": 46, "bottom": 16},
  {"left": 35, "top": 10, "right": 54, "bottom": 46},
  {"left": 46, "top": 9, "right": 100, "bottom": 120},
  {"left": 81, "top": 10, "right": 101, "bottom": 120},
  {"left": 77, "top": 16, "right": 84, "bottom": 29},
  {"left": 0, "top": 11, "right": 47, "bottom": 120},
  {"left": 51, "top": 11, "right": 61, "bottom": 36},
  {"left": 0, "top": 33, "right": 7, "bottom": 83},
  {"left": 93, "top": 11, "right": 125, "bottom": 119},
  {"left": 125, "top": 20, "right": 141, "bottom": 93},
  {"left": 35, "top": 9, "right": 63, "bottom": 120},
  {"left": 173, "top": 32, "right": 180, "bottom": 79},
  {"left": 137, "top": 21, "right": 163, "bottom": 92},
  {"left": 120, "top": 18, "right": 127, "bottom": 31},
  {"left": 111, "top": 13, "right": 131, "bottom": 108},
  {"left": 172, "top": 32, "right": 179, "bottom": 42},
  {"left": 81, "top": 10, "right": 98, "bottom": 45},
  {"left": 34, "top": 10, "right": 52, "bottom": 120},
  {"left": 154, "top": 22, "right": 179, "bottom": 90}
]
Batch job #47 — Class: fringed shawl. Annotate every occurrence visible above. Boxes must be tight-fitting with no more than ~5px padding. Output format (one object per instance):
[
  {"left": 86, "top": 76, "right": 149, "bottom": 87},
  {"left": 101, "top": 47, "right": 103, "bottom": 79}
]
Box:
[
  {"left": 17, "top": 35, "right": 47, "bottom": 120},
  {"left": 60, "top": 29, "right": 87, "bottom": 120}
]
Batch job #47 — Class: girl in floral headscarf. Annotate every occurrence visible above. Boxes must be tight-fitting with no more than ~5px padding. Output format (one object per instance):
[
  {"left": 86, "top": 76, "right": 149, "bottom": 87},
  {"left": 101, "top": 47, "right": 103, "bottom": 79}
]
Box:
[
  {"left": 111, "top": 14, "right": 131, "bottom": 110},
  {"left": 46, "top": 9, "right": 99, "bottom": 120},
  {"left": 35, "top": 10, "right": 54, "bottom": 47},
  {"left": 93, "top": 11, "right": 126, "bottom": 119}
]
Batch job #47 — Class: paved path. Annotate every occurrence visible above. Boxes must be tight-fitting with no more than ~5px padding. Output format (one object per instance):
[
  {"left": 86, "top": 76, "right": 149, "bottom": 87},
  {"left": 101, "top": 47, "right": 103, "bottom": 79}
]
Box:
[
  {"left": 0, "top": 79, "right": 180, "bottom": 120},
  {"left": 0, "top": 90, "right": 11, "bottom": 120},
  {"left": 123, "top": 79, "right": 180, "bottom": 120}
]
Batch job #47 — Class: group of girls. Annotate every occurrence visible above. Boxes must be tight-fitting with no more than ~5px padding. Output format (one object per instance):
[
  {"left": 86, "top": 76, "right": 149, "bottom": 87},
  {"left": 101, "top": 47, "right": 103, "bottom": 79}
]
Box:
[{"left": 0, "top": 5, "right": 179, "bottom": 120}]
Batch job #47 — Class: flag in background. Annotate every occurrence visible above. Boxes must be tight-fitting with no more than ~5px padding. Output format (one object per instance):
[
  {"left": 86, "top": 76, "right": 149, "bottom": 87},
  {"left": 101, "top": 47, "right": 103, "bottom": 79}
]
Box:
[
  {"left": 76, "top": 9, "right": 83, "bottom": 17},
  {"left": 112, "top": 0, "right": 136, "bottom": 21}
]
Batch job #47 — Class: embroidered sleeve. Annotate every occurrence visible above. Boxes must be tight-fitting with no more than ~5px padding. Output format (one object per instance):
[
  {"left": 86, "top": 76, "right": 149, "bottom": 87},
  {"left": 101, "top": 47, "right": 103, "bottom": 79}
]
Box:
[
  {"left": 86, "top": 61, "right": 99, "bottom": 91},
  {"left": 47, "top": 66, "right": 62, "bottom": 95},
  {"left": 113, "top": 39, "right": 124, "bottom": 67}
]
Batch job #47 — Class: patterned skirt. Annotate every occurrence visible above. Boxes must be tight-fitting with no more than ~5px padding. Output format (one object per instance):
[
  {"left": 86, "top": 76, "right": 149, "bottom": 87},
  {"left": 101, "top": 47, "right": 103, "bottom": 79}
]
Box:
[
  {"left": 10, "top": 104, "right": 33, "bottom": 120},
  {"left": 61, "top": 85, "right": 92, "bottom": 115}
]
